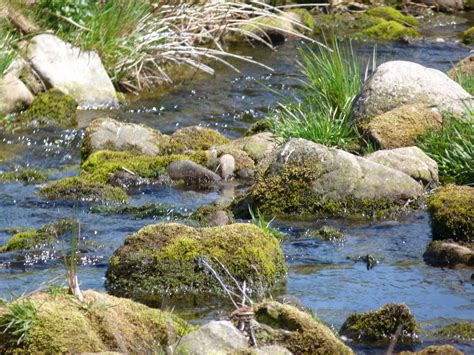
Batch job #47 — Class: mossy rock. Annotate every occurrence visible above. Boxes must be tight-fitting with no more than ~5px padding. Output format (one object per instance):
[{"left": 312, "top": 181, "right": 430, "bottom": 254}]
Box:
[
  {"left": 428, "top": 184, "right": 473, "bottom": 243},
  {"left": 0, "top": 219, "right": 74, "bottom": 253},
  {"left": 190, "top": 205, "right": 234, "bottom": 227},
  {"left": 435, "top": 322, "right": 474, "bottom": 341},
  {"left": 246, "top": 119, "right": 272, "bottom": 136},
  {"left": 287, "top": 8, "right": 316, "bottom": 33},
  {"left": 361, "top": 20, "right": 419, "bottom": 41},
  {"left": 399, "top": 345, "right": 463, "bottom": 354},
  {"left": 253, "top": 301, "right": 353, "bottom": 354},
  {"left": 39, "top": 177, "right": 129, "bottom": 204},
  {"left": 339, "top": 303, "right": 419, "bottom": 345},
  {"left": 22, "top": 89, "right": 77, "bottom": 126},
  {"left": 171, "top": 126, "right": 229, "bottom": 151},
  {"left": 312, "top": 226, "right": 345, "bottom": 243},
  {"left": 0, "top": 168, "right": 47, "bottom": 184},
  {"left": 367, "top": 6, "right": 419, "bottom": 27},
  {"left": 463, "top": 27, "right": 474, "bottom": 45},
  {"left": 80, "top": 149, "right": 207, "bottom": 184},
  {"left": 0, "top": 290, "right": 193, "bottom": 353},
  {"left": 105, "top": 223, "right": 287, "bottom": 302},
  {"left": 423, "top": 240, "right": 474, "bottom": 267}
]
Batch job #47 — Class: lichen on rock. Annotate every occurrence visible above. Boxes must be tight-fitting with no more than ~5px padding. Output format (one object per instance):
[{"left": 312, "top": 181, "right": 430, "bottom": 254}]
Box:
[{"left": 105, "top": 223, "right": 287, "bottom": 302}]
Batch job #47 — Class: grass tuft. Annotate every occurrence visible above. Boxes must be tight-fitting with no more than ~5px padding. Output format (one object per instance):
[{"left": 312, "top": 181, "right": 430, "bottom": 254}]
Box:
[
  {"left": 249, "top": 207, "right": 285, "bottom": 240},
  {"left": 0, "top": 300, "right": 38, "bottom": 346}
]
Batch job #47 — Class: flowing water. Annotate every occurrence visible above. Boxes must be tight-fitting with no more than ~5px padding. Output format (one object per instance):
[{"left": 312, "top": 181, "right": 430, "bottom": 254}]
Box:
[{"left": 0, "top": 19, "right": 473, "bottom": 353}]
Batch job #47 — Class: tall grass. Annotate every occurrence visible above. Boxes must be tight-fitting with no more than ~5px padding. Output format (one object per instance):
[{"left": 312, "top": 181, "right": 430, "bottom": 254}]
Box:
[
  {"left": 270, "top": 38, "right": 370, "bottom": 149},
  {"left": 416, "top": 105, "right": 474, "bottom": 185},
  {"left": 63, "top": 220, "right": 83, "bottom": 302},
  {"left": 0, "top": 300, "right": 37, "bottom": 346},
  {"left": 0, "top": 31, "right": 16, "bottom": 79}
]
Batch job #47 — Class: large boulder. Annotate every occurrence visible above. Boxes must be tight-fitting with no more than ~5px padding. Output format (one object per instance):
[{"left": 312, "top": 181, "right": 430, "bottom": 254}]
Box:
[
  {"left": 239, "top": 138, "right": 423, "bottom": 218},
  {"left": 0, "top": 72, "right": 34, "bottom": 116},
  {"left": 167, "top": 159, "right": 222, "bottom": 185},
  {"left": 423, "top": 240, "right": 474, "bottom": 267},
  {"left": 174, "top": 321, "right": 248, "bottom": 354},
  {"left": 105, "top": 223, "right": 287, "bottom": 302},
  {"left": 340, "top": 304, "right": 419, "bottom": 345},
  {"left": 364, "top": 104, "right": 443, "bottom": 149},
  {"left": 81, "top": 117, "right": 172, "bottom": 160},
  {"left": 254, "top": 301, "right": 353, "bottom": 354},
  {"left": 26, "top": 34, "right": 118, "bottom": 109},
  {"left": 352, "top": 61, "right": 471, "bottom": 123},
  {"left": 216, "top": 132, "right": 277, "bottom": 163},
  {"left": 365, "top": 147, "right": 438, "bottom": 186},
  {"left": 0, "top": 290, "right": 193, "bottom": 353},
  {"left": 448, "top": 54, "right": 474, "bottom": 80}
]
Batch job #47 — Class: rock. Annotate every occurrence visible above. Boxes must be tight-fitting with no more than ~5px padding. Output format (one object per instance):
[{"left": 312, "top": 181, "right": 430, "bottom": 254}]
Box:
[
  {"left": 240, "top": 138, "right": 423, "bottom": 218},
  {"left": 105, "top": 223, "right": 287, "bottom": 301},
  {"left": 81, "top": 117, "right": 172, "bottom": 160},
  {"left": 423, "top": 240, "right": 474, "bottom": 267},
  {"left": 217, "top": 154, "right": 235, "bottom": 180},
  {"left": 312, "top": 226, "right": 346, "bottom": 243},
  {"left": 106, "top": 171, "right": 153, "bottom": 188},
  {"left": 400, "top": 345, "right": 464, "bottom": 354},
  {"left": 209, "top": 147, "right": 255, "bottom": 179},
  {"left": 364, "top": 104, "right": 443, "bottom": 149},
  {"left": 275, "top": 295, "right": 308, "bottom": 312},
  {"left": 448, "top": 54, "right": 474, "bottom": 80},
  {"left": 0, "top": 72, "right": 34, "bottom": 115},
  {"left": 253, "top": 301, "right": 353, "bottom": 354},
  {"left": 171, "top": 125, "right": 229, "bottom": 151},
  {"left": 246, "top": 119, "right": 272, "bottom": 136},
  {"left": 191, "top": 205, "right": 233, "bottom": 227},
  {"left": 366, "top": 6, "right": 419, "bottom": 27},
  {"left": 362, "top": 20, "right": 419, "bottom": 41},
  {"left": 0, "top": 168, "right": 47, "bottom": 184},
  {"left": 249, "top": 345, "right": 292, "bottom": 355},
  {"left": 352, "top": 61, "right": 472, "bottom": 123},
  {"left": 39, "top": 177, "right": 129, "bottom": 204},
  {"left": 26, "top": 34, "right": 118, "bottom": 108},
  {"left": 0, "top": 290, "right": 192, "bottom": 353},
  {"left": 174, "top": 321, "right": 248, "bottom": 354},
  {"left": 340, "top": 303, "right": 419, "bottom": 345},
  {"left": 219, "top": 132, "right": 276, "bottom": 163},
  {"left": 413, "top": 0, "right": 464, "bottom": 12},
  {"left": 428, "top": 184, "right": 473, "bottom": 243},
  {"left": 21, "top": 88, "right": 77, "bottom": 126},
  {"left": 0, "top": 219, "right": 73, "bottom": 253},
  {"left": 366, "top": 147, "right": 438, "bottom": 186},
  {"left": 435, "top": 322, "right": 474, "bottom": 341},
  {"left": 167, "top": 160, "right": 221, "bottom": 185},
  {"left": 240, "top": 13, "right": 299, "bottom": 45}
]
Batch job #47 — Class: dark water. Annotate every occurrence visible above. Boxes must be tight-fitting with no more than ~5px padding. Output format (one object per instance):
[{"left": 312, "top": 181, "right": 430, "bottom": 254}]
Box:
[{"left": 1, "top": 22, "right": 473, "bottom": 353}]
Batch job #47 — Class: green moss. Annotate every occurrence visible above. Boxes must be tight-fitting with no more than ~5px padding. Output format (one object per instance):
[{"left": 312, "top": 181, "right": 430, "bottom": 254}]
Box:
[
  {"left": 339, "top": 304, "right": 419, "bottom": 345},
  {"left": 0, "top": 219, "right": 74, "bottom": 253},
  {"left": 367, "top": 6, "right": 419, "bottom": 27},
  {"left": 312, "top": 226, "right": 345, "bottom": 243},
  {"left": 0, "top": 290, "right": 193, "bottom": 353},
  {"left": 246, "top": 119, "right": 272, "bottom": 136},
  {"left": 400, "top": 345, "right": 464, "bottom": 354},
  {"left": 21, "top": 89, "right": 78, "bottom": 126},
  {"left": 91, "top": 202, "right": 186, "bottom": 219},
  {"left": 0, "top": 168, "right": 47, "bottom": 184},
  {"left": 81, "top": 150, "right": 207, "bottom": 183},
  {"left": 39, "top": 177, "right": 129, "bottom": 204},
  {"left": 361, "top": 20, "right": 419, "bottom": 41},
  {"left": 254, "top": 301, "right": 353, "bottom": 354},
  {"left": 190, "top": 205, "right": 233, "bottom": 226},
  {"left": 171, "top": 126, "right": 229, "bottom": 151},
  {"left": 287, "top": 9, "right": 316, "bottom": 32},
  {"left": 105, "top": 223, "right": 287, "bottom": 301},
  {"left": 315, "top": 12, "right": 384, "bottom": 36},
  {"left": 428, "top": 184, "right": 473, "bottom": 243},
  {"left": 463, "top": 27, "right": 474, "bottom": 45},
  {"left": 436, "top": 322, "right": 474, "bottom": 341}
]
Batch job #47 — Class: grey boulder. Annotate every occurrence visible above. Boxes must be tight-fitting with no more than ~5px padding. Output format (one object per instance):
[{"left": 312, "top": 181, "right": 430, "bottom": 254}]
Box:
[{"left": 167, "top": 160, "right": 221, "bottom": 185}]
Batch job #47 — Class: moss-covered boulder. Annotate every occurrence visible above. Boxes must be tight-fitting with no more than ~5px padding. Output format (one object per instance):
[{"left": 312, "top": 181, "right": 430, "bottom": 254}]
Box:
[
  {"left": 312, "top": 226, "right": 346, "bottom": 243},
  {"left": 339, "top": 304, "right": 419, "bottom": 345},
  {"left": 238, "top": 138, "right": 423, "bottom": 218},
  {"left": 246, "top": 119, "right": 272, "bottom": 136},
  {"left": 367, "top": 6, "right": 419, "bottom": 27},
  {"left": 363, "top": 104, "right": 443, "bottom": 149},
  {"left": 436, "top": 322, "right": 474, "bottom": 341},
  {"left": 190, "top": 205, "right": 234, "bottom": 227},
  {"left": 171, "top": 125, "right": 229, "bottom": 151},
  {"left": 216, "top": 132, "right": 277, "bottom": 164},
  {"left": 0, "top": 219, "right": 73, "bottom": 253},
  {"left": 423, "top": 240, "right": 474, "bottom": 267},
  {"left": 21, "top": 89, "right": 77, "bottom": 126},
  {"left": 253, "top": 301, "right": 353, "bottom": 354},
  {"left": 0, "top": 168, "right": 47, "bottom": 184},
  {"left": 400, "top": 345, "right": 463, "bottom": 355},
  {"left": 39, "top": 177, "right": 129, "bottom": 204},
  {"left": 362, "top": 20, "right": 419, "bottom": 41},
  {"left": 428, "top": 184, "right": 473, "bottom": 243},
  {"left": 464, "top": 27, "right": 474, "bottom": 45},
  {"left": 0, "top": 290, "right": 193, "bottom": 353},
  {"left": 105, "top": 223, "right": 287, "bottom": 302}
]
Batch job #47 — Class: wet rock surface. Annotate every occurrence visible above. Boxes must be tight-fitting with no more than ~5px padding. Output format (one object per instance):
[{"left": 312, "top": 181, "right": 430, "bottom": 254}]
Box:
[{"left": 167, "top": 159, "right": 222, "bottom": 185}]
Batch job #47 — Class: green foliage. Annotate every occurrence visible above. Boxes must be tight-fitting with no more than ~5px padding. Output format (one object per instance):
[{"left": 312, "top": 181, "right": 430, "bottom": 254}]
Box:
[
  {"left": 453, "top": 70, "right": 474, "bottom": 96},
  {"left": 0, "top": 169, "right": 47, "bottom": 184},
  {"left": 0, "top": 300, "right": 38, "bottom": 346},
  {"left": 416, "top": 106, "right": 474, "bottom": 184},
  {"left": 366, "top": 6, "right": 419, "bottom": 27},
  {"left": 436, "top": 322, "right": 474, "bottom": 340},
  {"left": 249, "top": 207, "right": 285, "bottom": 240},
  {"left": 0, "top": 31, "right": 16, "bottom": 79},
  {"left": 362, "top": 20, "right": 419, "bottom": 41},
  {"left": 269, "top": 38, "right": 367, "bottom": 149}
]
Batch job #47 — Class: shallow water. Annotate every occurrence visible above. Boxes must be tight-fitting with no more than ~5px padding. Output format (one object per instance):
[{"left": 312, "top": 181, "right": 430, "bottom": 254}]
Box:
[{"left": 1, "top": 24, "right": 473, "bottom": 353}]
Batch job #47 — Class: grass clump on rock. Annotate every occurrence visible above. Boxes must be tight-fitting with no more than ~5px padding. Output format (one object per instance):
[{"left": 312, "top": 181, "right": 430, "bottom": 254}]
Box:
[
  {"left": 0, "top": 290, "right": 193, "bottom": 353},
  {"left": 428, "top": 184, "right": 473, "bottom": 243},
  {"left": 340, "top": 304, "right": 419, "bottom": 345},
  {"left": 105, "top": 223, "right": 287, "bottom": 302},
  {"left": 0, "top": 168, "right": 47, "bottom": 184}
]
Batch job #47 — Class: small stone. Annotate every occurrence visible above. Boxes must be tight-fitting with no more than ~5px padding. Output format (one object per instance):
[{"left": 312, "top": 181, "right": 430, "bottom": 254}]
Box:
[
  {"left": 218, "top": 154, "right": 235, "bottom": 180},
  {"left": 167, "top": 160, "right": 221, "bottom": 185}
]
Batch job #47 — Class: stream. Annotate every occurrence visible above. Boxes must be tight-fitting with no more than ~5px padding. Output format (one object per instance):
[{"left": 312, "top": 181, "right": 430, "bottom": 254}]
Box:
[{"left": 1, "top": 19, "right": 473, "bottom": 354}]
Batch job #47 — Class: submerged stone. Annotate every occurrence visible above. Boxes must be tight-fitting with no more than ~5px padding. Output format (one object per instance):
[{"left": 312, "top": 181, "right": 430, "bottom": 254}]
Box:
[
  {"left": 105, "top": 223, "right": 287, "bottom": 301},
  {"left": 339, "top": 303, "right": 419, "bottom": 345},
  {"left": 254, "top": 301, "right": 353, "bottom": 354},
  {"left": 0, "top": 290, "right": 192, "bottom": 353}
]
